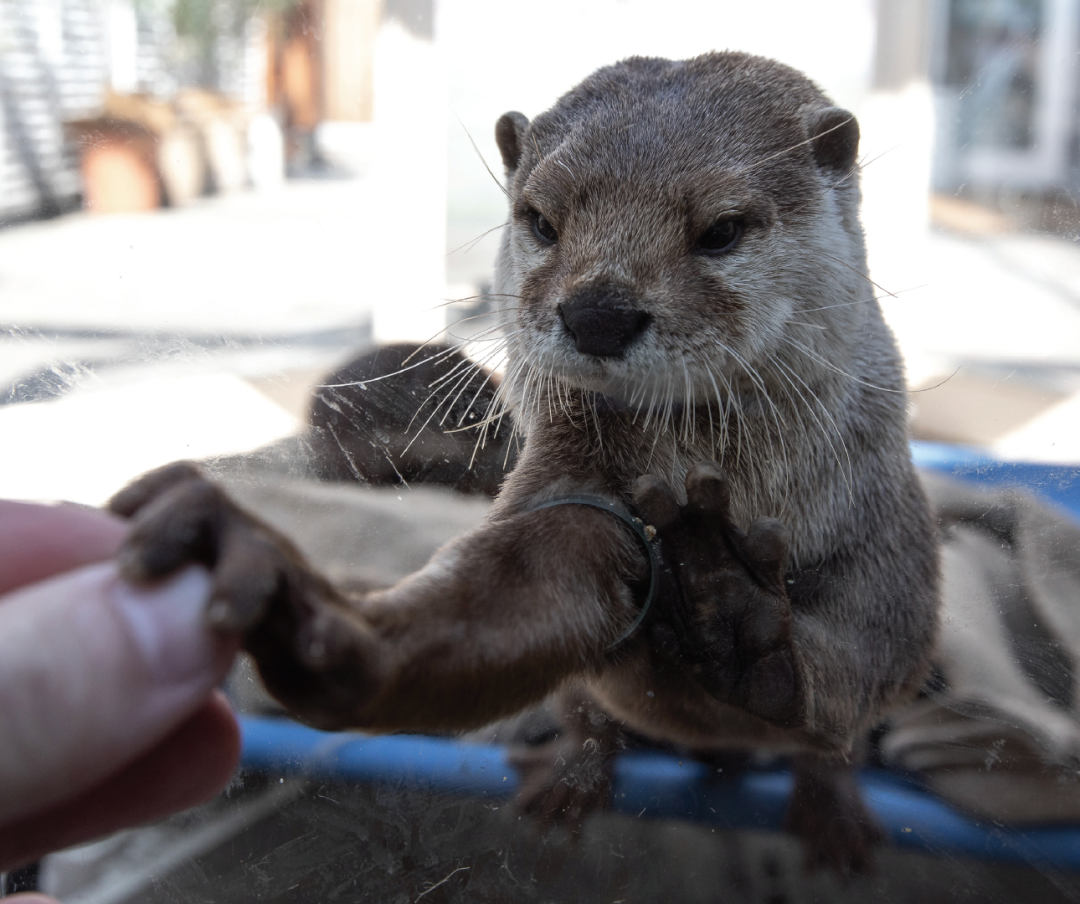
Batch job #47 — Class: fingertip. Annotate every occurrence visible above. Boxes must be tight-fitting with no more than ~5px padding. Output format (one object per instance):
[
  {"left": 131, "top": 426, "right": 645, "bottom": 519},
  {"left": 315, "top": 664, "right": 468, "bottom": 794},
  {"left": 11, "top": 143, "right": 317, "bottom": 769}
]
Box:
[
  {"left": 0, "top": 501, "right": 126, "bottom": 596},
  {"left": 109, "top": 565, "right": 227, "bottom": 685},
  {"left": 747, "top": 518, "right": 790, "bottom": 580},
  {"left": 631, "top": 475, "right": 679, "bottom": 530},
  {"left": 194, "top": 690, "right": 243, "bottom": 791},
  {"left": 685, "top": 462, "right": 730, "bottom": 515},
  {"left": 0, "top": 693, "right": 241, "bottom": 872}
]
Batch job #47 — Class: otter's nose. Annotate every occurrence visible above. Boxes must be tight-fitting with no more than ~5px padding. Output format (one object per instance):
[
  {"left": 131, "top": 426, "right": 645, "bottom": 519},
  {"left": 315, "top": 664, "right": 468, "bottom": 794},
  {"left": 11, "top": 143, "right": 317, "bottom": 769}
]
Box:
[{"left": 557, "top": 289, "right": 651, "bottom": 358}]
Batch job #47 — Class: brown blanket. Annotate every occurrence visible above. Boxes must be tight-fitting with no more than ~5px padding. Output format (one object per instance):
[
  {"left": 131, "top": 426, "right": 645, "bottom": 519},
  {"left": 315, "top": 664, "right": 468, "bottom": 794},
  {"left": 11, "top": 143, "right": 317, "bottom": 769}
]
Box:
[{"left": 883, "top": 472, "right": 1080, "bottom": 823}]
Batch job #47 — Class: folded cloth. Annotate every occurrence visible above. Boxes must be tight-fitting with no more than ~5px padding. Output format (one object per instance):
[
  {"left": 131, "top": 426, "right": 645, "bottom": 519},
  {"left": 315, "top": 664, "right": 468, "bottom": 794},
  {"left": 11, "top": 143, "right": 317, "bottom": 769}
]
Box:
[{"left": 883, "top": 472, "right": 1080, "bottom": 823}]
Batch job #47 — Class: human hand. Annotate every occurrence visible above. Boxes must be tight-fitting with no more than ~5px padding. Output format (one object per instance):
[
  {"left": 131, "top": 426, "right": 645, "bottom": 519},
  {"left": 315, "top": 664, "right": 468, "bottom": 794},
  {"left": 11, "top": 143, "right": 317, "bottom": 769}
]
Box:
[{"left": 0, "top": 500, "right": 241, "bottom": 878}]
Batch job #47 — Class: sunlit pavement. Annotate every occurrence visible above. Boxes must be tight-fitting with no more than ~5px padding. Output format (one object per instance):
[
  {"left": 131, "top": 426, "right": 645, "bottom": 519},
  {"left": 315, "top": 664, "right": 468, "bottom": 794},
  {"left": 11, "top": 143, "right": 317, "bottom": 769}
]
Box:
[
  {"left": 882, "top": 230, "right": 1080, "bottom": 462},
  {"left": 885, "top": 231, "right": 1080, "bottom": 374},
  {"left": 0, "top": 179, "right": 382, "bottom": 335},
  {"left": 0, "top": 175, "right": 438, "bottom": 504},
  {"left": 3, "top": 176, "right": 1080, "bottom": 505}
]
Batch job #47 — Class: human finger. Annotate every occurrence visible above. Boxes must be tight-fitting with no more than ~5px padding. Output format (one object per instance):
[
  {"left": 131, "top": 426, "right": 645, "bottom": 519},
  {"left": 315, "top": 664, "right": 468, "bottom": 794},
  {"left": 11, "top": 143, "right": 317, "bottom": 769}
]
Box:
[
  {"left": 0, "top": 500, "right": 126, "bottom": 596},
  {"left": 0, "top": 562, "right": 238, "bottom": 826},
  {"left": 0, "top": 691, "right": 240, "bottom": 872}
]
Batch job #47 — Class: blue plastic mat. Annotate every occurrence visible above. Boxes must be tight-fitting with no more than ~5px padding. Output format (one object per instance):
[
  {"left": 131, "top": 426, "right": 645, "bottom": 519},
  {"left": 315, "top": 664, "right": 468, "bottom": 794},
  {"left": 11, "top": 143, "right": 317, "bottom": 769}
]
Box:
[
  {"left": 912, "top": 441, "right": 1080, "bottom": 520},
  {"left": 239, "top": 715, "right": 1080, "bottom": 870}
]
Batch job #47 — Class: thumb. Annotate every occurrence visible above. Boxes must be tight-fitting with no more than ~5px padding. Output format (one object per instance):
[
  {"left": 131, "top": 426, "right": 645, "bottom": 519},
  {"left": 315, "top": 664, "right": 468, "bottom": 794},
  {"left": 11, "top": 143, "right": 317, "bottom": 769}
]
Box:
[{"left": 0, "top": 562, "right": 237, "bottom": 827}]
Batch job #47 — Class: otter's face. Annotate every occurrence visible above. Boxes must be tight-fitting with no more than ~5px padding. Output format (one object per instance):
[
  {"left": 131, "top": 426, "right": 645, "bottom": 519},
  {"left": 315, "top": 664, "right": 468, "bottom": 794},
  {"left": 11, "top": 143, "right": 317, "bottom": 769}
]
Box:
[{"left": 491, "top": 54, "right": 865, "bottom": 413}]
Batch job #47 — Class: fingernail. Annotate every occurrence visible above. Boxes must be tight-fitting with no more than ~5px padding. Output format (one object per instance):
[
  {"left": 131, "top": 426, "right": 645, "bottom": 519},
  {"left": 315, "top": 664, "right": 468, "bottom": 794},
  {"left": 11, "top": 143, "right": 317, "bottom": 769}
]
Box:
[{"left": 109, "top": 566, "right": 217, "bottom": 684}]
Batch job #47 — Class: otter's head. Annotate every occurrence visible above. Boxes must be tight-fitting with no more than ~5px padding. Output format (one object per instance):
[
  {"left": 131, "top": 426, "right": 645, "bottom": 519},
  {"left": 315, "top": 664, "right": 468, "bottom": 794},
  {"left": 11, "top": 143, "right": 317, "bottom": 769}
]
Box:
[{"left": 492, "top": 52, "right": 868, "bottom": 414}]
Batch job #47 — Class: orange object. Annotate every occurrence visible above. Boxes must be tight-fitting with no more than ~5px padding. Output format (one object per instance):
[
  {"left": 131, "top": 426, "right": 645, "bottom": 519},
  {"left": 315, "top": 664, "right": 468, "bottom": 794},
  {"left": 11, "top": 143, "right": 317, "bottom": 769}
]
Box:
[{"left": 69, "top": 119, "right": 162, "bottom": 213}]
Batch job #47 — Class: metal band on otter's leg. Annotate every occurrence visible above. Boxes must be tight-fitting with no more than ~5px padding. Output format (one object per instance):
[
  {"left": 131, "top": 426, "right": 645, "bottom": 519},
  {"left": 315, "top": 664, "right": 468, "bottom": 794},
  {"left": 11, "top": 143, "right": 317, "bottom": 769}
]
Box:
[{"left": 522, "top": 494, "right": 661, "bottom": 651}]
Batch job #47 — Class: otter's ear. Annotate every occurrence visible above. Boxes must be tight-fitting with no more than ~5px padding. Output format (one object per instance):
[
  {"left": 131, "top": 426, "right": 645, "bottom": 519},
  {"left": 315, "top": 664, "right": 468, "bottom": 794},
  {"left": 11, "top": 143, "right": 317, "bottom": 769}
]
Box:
[
  {"left": 495, "top": 111, "right": 530, "bottom": 174},
  {"left": 806, "top": 107, "right": 859, "bottom": 173}
]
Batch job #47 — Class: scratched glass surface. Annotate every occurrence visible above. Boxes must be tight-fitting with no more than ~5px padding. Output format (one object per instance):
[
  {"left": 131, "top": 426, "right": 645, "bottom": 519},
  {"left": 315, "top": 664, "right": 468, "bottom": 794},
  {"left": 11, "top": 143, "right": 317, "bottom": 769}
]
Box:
[{"left": 3, "top": 0, "right": 1080, "bottom": 901}]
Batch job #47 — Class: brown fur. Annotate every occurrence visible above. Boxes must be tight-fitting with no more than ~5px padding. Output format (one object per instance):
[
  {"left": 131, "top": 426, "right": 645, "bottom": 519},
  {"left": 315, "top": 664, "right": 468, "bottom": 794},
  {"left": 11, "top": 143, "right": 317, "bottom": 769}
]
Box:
[
  {"left": 486, "top": 52, "right": 939, "bottom": 754},
  {"left": 307, "top": 343, "right": 513, "bottom": 495},
  {"left": 112, "top": 53, "right": 940, "bottom": 875}
]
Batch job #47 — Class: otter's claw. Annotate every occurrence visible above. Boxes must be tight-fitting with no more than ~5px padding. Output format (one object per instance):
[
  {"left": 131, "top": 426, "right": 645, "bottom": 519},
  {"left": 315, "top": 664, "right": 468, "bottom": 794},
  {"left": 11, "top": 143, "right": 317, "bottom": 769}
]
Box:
[
  {"left": 110, "top": 463, "right": 291, "bottom": 632},
  {"left": 109, "top": 463, "right": 381, "bottom": 729}
]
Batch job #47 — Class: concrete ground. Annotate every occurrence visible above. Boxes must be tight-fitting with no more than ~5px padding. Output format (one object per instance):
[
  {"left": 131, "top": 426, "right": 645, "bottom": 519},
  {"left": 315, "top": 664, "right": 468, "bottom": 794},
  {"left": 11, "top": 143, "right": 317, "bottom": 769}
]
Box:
[{"left": 0, "top": 174, "right": 473, "bottom": 505}]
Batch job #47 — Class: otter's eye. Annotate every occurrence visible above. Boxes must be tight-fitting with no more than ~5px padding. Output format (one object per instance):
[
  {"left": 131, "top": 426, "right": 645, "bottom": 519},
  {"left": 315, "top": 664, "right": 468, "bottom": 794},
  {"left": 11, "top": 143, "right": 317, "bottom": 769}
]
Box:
[
  {"left": 529, "top": 209, "right": 558, "bottom": 245},
  {"left": 696, "top": 217, "right": 743, "bottom": 255}
]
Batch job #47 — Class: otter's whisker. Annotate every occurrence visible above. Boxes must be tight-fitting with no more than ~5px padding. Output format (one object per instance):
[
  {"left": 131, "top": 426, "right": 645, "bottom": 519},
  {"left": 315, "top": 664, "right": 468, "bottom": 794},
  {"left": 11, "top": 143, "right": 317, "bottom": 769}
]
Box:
[
  {"left": 450, "top": 343, "right": 509, "bottom": 429},
  {"left": 586, "top": 390, "right": 604, "bottom": 449},
  {"left": 682, "top": 361, "right": 696, "bottom": 445},
  {"left": 799, "top": 283, "right": 925, "bottom": 315},
  {"left": 319, "top": 342, "right": 465, "bottom": 390},
  {"left": 425, "top": 329, "right": 517, "bottom": 399},
  {"left": 446, "top": 222, "right": 508, "bottom": 259},
  {"left": 782, "top": 335, "right": 926, "bottom": 395},
  {"left": 818, "top": 250, "right": 898, "bottom": 300},
  {"left": 699, "top": 363, "right": 717, "bottom": 455},
  {"left": 402, "top": 364, "right": 481, "bottom": 455},
  {"left": 733, "top": 113, "right": 855, "bottom": 177},
  {"left": 727, "top": 346, "right": 788, "bottom": 489},
  {"left": 720, "top": 369, "right": 735, "bottom": 468},
  {"left": 407, "top": 356, "right": 483, "bottom": 433},
  {"left": 453, "top": 110, "right": 512, "bottom": 201},
  {"left": 453, "top": 349, "right": 507, "bottom": 429},
  {"left": 431, "top": 291, "right": 522, "bottom": 311},
  {"left": 772, "top": 356, "right": 854, "bottom": 503},
  {"left": 399, "top": 324, "right": 495, "bottom": 368}
]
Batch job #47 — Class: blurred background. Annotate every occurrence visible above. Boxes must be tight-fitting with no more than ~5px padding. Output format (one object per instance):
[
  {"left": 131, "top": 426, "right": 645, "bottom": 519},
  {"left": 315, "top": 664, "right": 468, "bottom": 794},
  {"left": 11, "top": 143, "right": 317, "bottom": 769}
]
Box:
[{"left": 0, "top": 0, "right": 1078, "bottom": 500}]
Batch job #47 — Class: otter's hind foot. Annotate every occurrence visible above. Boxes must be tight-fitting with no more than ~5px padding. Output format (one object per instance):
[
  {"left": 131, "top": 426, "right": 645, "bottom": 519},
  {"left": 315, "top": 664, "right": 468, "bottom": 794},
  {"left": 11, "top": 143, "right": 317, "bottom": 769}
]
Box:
[
  {"left": 785, "top": 757, "right": 885, "bottom": 879},
  {"left": 508, "top": 686, "right": 621, "bottom": 830}
]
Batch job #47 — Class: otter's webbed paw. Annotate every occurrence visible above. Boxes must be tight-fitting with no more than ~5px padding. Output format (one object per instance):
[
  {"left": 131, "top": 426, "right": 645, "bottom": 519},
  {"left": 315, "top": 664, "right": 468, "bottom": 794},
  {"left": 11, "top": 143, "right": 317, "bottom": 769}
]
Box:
[
  {"left": 632, "top": 462, "right": 805, "bottom": 728},
  {"left": 109, "top": 462, "right": 380, "bottom": 728}
]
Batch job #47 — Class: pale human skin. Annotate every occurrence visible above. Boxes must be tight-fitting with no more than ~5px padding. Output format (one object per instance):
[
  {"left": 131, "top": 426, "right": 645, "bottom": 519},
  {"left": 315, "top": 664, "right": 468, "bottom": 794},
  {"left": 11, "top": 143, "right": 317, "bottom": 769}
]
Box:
[{"left": 0, "top": 500, "right": 241, "bottom": 899}]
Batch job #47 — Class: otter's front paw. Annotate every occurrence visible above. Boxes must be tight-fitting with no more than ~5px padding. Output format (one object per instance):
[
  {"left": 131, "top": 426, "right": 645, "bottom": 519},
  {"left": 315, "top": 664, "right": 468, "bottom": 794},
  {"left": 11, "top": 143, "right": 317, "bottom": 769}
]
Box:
[
  {"left": 632, "top": 462, "right": 805, "bottom": 727},
  {"left": 110, "top": 462, "right": 380, "bottom": 727}
]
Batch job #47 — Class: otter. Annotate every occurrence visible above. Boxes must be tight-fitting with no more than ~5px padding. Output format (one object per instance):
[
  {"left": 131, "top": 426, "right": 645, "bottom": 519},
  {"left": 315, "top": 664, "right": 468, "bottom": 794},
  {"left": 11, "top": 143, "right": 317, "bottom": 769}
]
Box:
[{"left": 111, "top": 52, "right": 939, "bottom": 875}]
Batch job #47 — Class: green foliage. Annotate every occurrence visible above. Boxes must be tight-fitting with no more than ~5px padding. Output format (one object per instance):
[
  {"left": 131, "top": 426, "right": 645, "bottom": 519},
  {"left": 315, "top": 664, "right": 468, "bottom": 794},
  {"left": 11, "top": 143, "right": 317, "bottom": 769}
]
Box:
[
  {"left": 130, "top": 0, "right": 299, "bottom": 88},
  {"left": 130, "top": 0, "right": 300, "bottom": 41}
]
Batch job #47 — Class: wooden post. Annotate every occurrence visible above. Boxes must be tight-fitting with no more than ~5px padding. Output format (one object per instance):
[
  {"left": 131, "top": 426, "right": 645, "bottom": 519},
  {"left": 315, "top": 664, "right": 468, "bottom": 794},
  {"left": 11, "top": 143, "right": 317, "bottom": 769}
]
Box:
[{"left": 323, "top": 0, "right": 380, "bottom": 122}]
